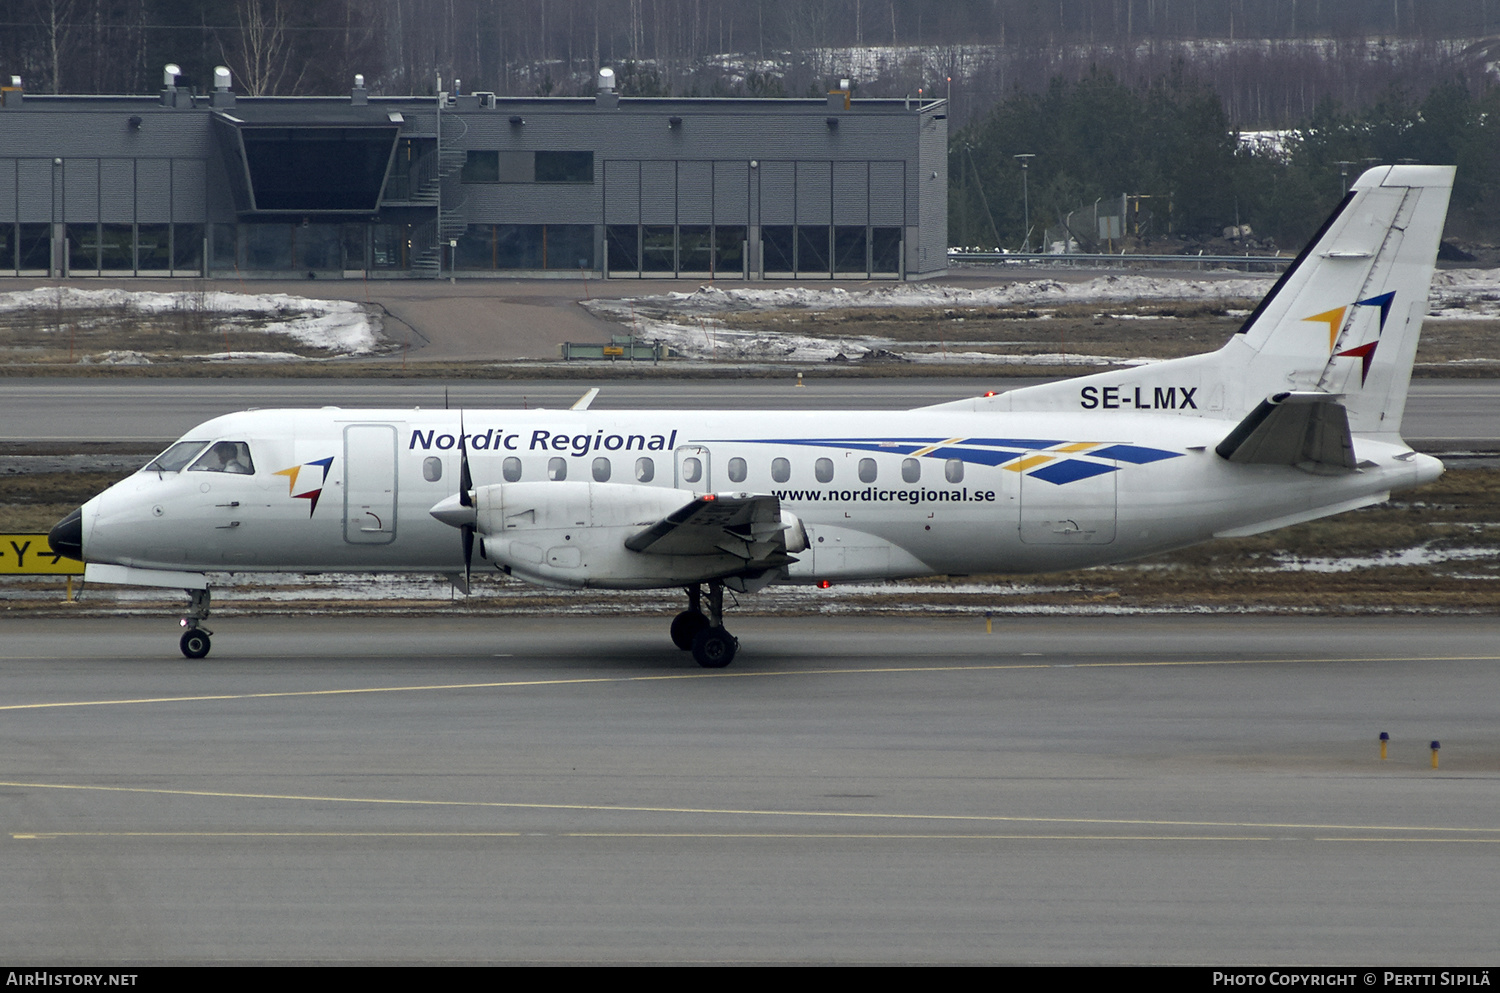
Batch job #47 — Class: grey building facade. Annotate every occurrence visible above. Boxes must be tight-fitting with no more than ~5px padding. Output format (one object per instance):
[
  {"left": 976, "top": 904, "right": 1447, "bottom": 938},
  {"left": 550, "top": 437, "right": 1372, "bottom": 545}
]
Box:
[{"left": 0, "top": 73, "right": 948, "bottom": 281}]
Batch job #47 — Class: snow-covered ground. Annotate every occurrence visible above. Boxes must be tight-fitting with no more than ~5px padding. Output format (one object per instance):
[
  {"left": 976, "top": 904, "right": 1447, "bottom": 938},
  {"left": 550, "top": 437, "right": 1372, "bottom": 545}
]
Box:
[
  {"left": 0, "top": 287, "right": 385, "bottom": 360},
  {"left": 584, "top": 269, "right": 1500, "bottom": 363},
  {"left": 1427, "top": 268, "right": 1500, "bottom": 319}
]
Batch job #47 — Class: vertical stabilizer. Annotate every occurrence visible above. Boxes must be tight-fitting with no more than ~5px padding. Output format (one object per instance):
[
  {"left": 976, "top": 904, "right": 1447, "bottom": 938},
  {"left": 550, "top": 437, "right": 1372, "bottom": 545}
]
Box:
[
  {"left": 932, "top": 165, "right": 1454, "bottom": 440},
  {"left": 1233, "top": 165, "right": 1453, "bottom": 436}
]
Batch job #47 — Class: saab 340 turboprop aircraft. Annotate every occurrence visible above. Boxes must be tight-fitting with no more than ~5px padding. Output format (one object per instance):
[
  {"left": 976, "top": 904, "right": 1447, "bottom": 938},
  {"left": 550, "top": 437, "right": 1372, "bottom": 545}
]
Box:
[{"left": 49, "top": 165, "right": 1454, "bottom": 667}]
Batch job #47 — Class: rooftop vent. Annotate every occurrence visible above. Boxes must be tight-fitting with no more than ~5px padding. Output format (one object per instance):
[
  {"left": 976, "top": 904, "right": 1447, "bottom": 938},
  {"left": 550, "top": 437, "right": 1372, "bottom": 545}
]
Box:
[{"left": 596, "top": 67, "right": 619, "bottom": 109}]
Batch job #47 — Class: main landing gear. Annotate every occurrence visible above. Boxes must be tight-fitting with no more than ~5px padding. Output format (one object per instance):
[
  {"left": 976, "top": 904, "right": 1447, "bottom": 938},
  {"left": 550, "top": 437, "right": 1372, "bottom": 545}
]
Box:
[
  {"left": 179, "top": 588, "right": 213, "bottom": 659},
  {"left": 671, "top": 581, "right": 738, "bottom": 668}
]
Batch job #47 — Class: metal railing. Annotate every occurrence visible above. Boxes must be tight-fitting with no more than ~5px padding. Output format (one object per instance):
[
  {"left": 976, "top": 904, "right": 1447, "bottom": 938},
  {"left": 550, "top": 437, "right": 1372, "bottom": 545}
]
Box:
[{"left": 948, "top": 250, "right": 1291, "bottom": 273}]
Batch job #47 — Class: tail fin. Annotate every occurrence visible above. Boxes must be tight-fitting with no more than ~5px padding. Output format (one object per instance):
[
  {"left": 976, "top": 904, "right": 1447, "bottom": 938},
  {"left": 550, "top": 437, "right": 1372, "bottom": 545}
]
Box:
[
  {"left": 1232, "top": 164, "right": 1453, "bottom": 436},
  {"left": 935, "top": 165, "right": 1454, "bottom": 440}
]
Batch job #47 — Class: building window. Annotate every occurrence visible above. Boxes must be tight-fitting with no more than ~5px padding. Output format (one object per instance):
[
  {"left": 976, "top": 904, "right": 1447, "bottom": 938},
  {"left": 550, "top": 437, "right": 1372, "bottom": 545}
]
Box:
[
  {"left": 455, "top": 224, "right": 495, "bottom": 269},
  {"left": 872, "top": 227, "right": 902, "bottom": 274},
  {"left": 66, "top": 224, "right": 99, "bottom": 274},
  {"left": 535, "top": 151, "right": 593, "bottom": 183},
  {"left": 496, "top": 225, "right": 543, "bottom": 268},
  {"left": 341, "top": 224, "right": 367, "bottom": 270},
  {"left": 607, "top": 226, "right": 639, "bottom": 272},
  {"left": 296, "top": 224, "right": 341, "bottom": 269},
  {"left": 545, "top": 225, "right": 594, "bottom": 270},
  {"left": 678, "top": 226, "right": 712, "bottom": 273},
  {"left": 462, "top": 150, "right": 534, "bottom": 184},
  {"left": 798, "top": 226, "right": 830, "bottom": 275},
  {"left": 642, "top": 226, "right": 674, "bottom": 272},
  {"left": 835, "top": 226, "right": 867, "bottom": 274},
  {"left": 371, "top": 224, "right": 408, "bottom": 269},
  {"left": 762, "top": 226, "right": 794, "bottom": 274},
  {"left": 461, "top": 150, "right": 499, "bottom": 183},
  {"left": 18, "top": 224, "right": 51, "bottom": 272},
  {"left": 99, "top": 225, "right": 134, "bottom": 272},
  {"left": 242, "top": 224, "right": 294, "bottom": 270},
  {"left": 714, "top": 226, "right": 745, "bottom": 276}
]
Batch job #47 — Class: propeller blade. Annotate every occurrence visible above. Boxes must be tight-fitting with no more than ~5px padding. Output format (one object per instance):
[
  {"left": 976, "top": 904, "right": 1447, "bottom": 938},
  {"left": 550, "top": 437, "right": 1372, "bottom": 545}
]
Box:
[
  {"left": 461, "top": 523, "right": 474, "bottom": 589},
  {"left": 459, "top": 408, "right": 474, "bottom": 590},
  {"left": 458, "top": 409, "right": 474, "bottom": 507}
]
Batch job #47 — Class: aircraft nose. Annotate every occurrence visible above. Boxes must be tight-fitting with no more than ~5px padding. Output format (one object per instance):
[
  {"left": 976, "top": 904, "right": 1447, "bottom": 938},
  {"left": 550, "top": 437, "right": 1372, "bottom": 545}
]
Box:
[{"left": 48, "top": 507, "right": 85, "bottom": 561}]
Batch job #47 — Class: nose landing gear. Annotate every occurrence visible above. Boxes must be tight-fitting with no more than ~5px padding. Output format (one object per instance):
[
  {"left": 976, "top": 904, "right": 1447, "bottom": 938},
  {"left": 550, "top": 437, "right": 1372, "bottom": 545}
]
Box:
[
  {"left": 672, "top": 581, "right": 737, "bottom": 668},
  {"left": 179, "top": 588, "right": 213, "bottom": 659}
]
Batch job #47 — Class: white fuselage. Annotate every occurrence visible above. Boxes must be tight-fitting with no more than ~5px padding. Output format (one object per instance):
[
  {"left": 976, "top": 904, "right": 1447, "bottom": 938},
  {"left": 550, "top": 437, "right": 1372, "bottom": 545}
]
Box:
[{"left": 77, "top": 405, "right": 1441, "bottom": 587}]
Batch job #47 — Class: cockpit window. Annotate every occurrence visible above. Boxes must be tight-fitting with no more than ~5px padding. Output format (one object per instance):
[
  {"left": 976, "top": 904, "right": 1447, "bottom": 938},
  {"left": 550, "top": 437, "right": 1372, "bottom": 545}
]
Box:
[
  {"left": 145, "top": 440, "right": 209, "bottom": 473},
  {"left": 188, "top": 441, "right": 256, "bottom": 475}
]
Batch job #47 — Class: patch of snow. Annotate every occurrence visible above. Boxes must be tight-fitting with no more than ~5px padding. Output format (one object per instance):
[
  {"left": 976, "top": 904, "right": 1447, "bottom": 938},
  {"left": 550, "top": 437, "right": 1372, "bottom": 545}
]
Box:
[
  {"left": 591, "top": 274, "right": 1274, "bottom": 322},
  {"left": 609, "top": 311, "right": 1154, "bottom": 364},
  {"left": 0, "top": 287, "right": 386, "bottom": 355},
  {"left": 1269, "top": 545, "right": 1497, "bottom": 573},
  {"left": 585, "top": 273, "right": 1273, "bottom": 363},
  {"left": 1427, "top": 268, "right": 1500, "bottom": 319},
  {"left": 190, "top": 351, "right": 320, "bottom": 363},
  {"left": 1237, "top": 129, "right": 1297, "bottom": 162},
  {"left": 79, "top": 350, "right": 153, "bottom": 365}
]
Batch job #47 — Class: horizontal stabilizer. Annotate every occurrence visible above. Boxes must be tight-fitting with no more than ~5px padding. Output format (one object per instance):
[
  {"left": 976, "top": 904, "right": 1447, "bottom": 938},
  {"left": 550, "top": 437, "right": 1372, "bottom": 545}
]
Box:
[{"left": 1215, "top": 392, "right": 1356, "bottom": 471}]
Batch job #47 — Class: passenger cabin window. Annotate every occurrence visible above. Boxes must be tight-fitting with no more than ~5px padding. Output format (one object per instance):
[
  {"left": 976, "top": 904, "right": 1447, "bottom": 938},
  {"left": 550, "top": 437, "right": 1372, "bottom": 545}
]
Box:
[
  {"left": 902, "top": 458, "right": 921, "bottom": 483},
  {"left": 592, "top": 457, "right": 611, "bottom": 482},
  {"left": 815, "top": 458, "right": 834, "bottom": 483},
  {"left": 146, "top": 440, "right": 209, "bottom": 473},
  {"left": 681, "top": 457, "right": 703, "bottom": 484},
  {"left": 635, "top": 457, "right": 655, "bottom": 483},
  {"left": 858, "top": 458, "right": 877, "bottom": 483},
  {"left": 189, "top": 441, "right": 255, "bottom": 474},
  {"left": 771, "top": 458, "right": 791, "bottom": 483},
  {"left": 503, "top": 457, "right": 522, "bottom": 482},
  {"left": 423, "top": 457, "right": 443, "bottom": 482},
  {"left": 945, "top": 459, "right": 965, "bottom": 483},
  {"left": 548, "top": 457, "right": 567, "bottom": 481},
  {"left": 727, "top": 457, "right": 747, "bottom": 483}
]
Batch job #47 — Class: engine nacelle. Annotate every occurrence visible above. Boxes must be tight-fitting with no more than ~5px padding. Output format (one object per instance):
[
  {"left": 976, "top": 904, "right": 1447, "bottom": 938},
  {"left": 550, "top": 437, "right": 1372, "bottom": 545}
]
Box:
[{"left": 471, "top": 481, "right": 795, "bottom": 589}]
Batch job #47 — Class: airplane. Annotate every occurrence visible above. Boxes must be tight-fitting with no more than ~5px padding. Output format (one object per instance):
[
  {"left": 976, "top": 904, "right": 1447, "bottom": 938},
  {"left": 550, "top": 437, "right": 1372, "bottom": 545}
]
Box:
[{"left": 49, "top": 165, "right": 1454, "bottom": 667}]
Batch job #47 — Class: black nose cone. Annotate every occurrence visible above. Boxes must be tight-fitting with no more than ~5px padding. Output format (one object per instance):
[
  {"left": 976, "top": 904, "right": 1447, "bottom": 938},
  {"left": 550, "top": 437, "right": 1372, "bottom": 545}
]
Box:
[{"left": 48, "top": 507, "right": 84, "bottom": 561}]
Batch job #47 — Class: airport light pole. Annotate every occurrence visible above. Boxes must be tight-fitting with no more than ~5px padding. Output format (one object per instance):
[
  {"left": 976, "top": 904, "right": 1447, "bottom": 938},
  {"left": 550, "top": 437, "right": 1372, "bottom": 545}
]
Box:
[{"left": 1014, "top": 154, "right": 1035, "bottom": 252}]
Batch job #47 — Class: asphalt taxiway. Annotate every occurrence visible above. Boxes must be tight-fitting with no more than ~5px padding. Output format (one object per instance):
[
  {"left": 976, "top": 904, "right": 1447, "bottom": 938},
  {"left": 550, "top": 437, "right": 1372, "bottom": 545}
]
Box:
[
  {"left": 2, "top": 614, "right": 1497, "bottom": 963},
  {"left": 3, "top": 377, "right": 1499, "bottom": 452}
]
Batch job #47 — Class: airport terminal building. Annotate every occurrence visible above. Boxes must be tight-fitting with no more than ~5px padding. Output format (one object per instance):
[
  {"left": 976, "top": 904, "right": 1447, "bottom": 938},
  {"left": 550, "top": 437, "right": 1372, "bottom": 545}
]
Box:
[{"left": 0, "top": 71, "right": 947, "bottom": 281}]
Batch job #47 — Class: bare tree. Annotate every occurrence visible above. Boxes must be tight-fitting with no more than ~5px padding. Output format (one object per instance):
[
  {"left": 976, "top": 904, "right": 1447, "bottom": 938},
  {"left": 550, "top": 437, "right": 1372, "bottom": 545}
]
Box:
[
  {"left": 31, "top": 0, "right": 80, "bottom": 93},
  {"left": 219, "top": 0, "right": 304, "bottom": 95}
]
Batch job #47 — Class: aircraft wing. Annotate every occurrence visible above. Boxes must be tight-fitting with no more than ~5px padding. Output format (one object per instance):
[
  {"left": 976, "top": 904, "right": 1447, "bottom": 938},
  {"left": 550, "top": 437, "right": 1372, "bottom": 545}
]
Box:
[{"left": 625, "top": 493, "right": 798, "bottom": 564}]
